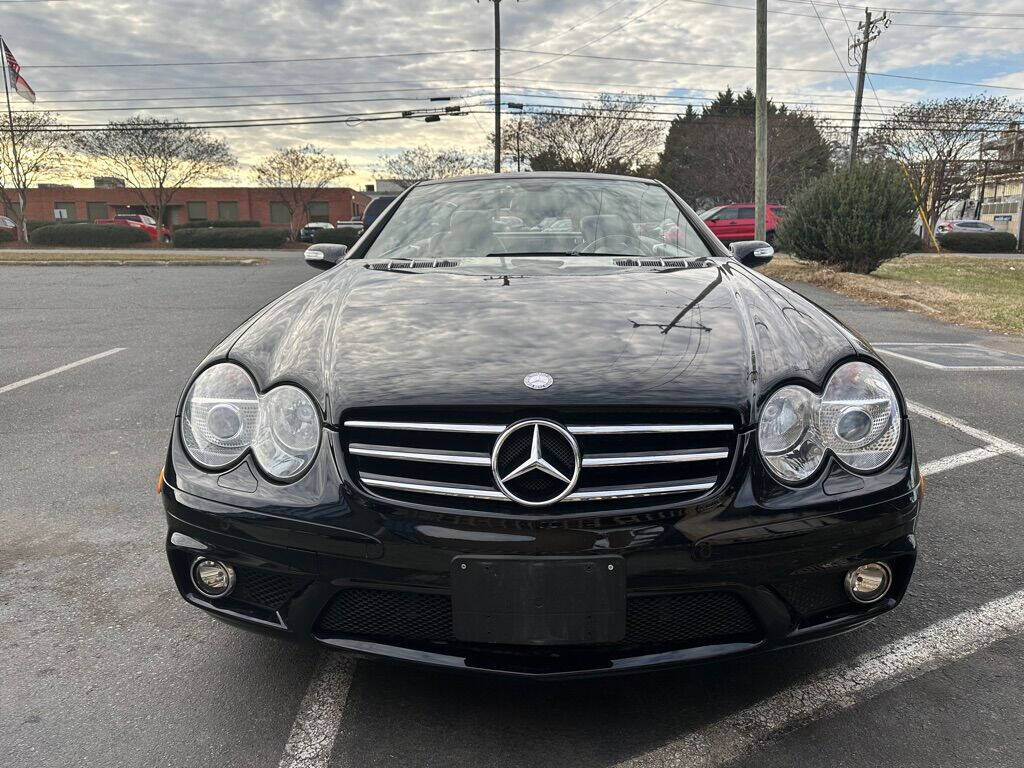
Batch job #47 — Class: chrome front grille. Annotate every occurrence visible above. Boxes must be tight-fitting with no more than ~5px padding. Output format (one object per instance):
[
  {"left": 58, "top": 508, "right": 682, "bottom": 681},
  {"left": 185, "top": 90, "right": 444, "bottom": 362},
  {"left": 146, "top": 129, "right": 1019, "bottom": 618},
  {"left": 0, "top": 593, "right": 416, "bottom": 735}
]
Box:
[{"left": 342, "top": 410, "right": 737, "bottom": 512}]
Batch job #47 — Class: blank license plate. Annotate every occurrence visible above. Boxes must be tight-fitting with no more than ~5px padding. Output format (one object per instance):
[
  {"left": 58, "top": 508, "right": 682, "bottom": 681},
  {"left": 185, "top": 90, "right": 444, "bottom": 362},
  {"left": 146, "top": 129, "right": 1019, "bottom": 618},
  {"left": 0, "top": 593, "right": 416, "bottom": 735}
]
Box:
[{"left": 450, "top": 556, "right": 626, "bottom": 645}]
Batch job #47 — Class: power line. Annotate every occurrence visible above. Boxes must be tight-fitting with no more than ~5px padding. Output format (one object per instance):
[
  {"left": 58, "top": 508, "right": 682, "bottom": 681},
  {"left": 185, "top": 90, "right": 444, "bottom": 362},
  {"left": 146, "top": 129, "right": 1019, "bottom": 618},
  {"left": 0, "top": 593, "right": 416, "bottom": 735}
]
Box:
[
  {"left": 807, "top": 0, "right": 856, "bottom": 92},
  {"left": 678, "top": 0, "right": 1024, "bottom": 29},
  {"left": 525, "top": 0, "right": 633, "bottom": 48},
  {"left": 502, "top": 48, "right": 1024, "bottom": 91},
  {"left": 508, "top": 0, "right": 673, "bottom": 76},
  {"left": 15, "top": 94, "right": 463, "bottom": 113},
  {"left": 26, "top": 48, "right": 489, "bottom": 70},
  {"left": 773, "top": 0, "right": 1024, "bottom": 17}
]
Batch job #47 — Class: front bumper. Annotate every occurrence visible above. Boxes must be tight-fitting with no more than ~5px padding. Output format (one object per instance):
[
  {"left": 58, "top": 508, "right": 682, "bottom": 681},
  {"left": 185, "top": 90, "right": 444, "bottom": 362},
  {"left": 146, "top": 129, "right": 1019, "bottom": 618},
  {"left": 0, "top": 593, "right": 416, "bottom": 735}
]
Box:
[{"left": 162, "top": 428, "right": 921, "bottom": 677}]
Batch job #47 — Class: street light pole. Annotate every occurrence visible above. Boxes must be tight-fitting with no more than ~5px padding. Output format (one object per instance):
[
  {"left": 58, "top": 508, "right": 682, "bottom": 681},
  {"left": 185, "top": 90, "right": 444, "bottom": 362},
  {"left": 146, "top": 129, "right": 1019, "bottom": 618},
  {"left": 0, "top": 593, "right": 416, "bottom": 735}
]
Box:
[{"left": 754, "top": 0, "right": 767, "bottom": 241}]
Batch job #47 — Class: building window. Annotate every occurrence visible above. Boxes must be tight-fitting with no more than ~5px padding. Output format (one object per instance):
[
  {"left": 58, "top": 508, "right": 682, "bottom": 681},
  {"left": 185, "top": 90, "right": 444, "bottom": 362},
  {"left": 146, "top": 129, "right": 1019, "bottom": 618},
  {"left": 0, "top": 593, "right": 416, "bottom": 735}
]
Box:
[
  {"left": 86, "top": 202, "right": 108, "bottom": 221},
  {"left": 217, "top": 201, "right": 239, "bottom": 221},
  {"left": 351, "top": 200, "right": 362, "bottom": 219},
  {"left": 306, "top": 200, "right": 329, "bottom": 222},
  {"left": 187, "top": 201, "right": 208, "bottom": 221},
  {"left": 54, "top": 202, "right": 77, "bottom": 220},
  {"left": 270, "top": 201, "right": 291, "bottom": 226}
]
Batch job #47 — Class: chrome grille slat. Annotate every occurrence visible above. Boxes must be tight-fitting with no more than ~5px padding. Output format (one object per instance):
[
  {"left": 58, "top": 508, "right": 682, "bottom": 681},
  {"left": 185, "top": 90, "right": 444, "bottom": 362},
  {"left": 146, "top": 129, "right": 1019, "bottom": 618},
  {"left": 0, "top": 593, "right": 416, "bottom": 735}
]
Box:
[
  {"left": 582, "top": 448, "right": 729, "bottom": 467},
  {"left": 361, "top": 473, "right": 506, "bottom": 501},
  {"left": 344, "top": 414, "right": 735, "bottom": 510},
  {"left": 344, "top": 420, "right": 506, "bottom": 434},
  {"left": 568, "top": 423, "right": 734, "bottom": 435},
  {"left": 359, "top": 473, "right": 717, "bottom": 503},
  {"left": 349, "top": 443, "right": 491, "bottom": 466}
]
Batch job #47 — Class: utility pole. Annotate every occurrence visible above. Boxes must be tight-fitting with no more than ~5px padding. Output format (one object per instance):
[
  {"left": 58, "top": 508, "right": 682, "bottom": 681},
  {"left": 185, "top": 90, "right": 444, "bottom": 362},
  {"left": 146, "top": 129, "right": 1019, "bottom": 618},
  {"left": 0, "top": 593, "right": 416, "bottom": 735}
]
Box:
[
  {"left": 492, "top": 0, "right": 502, "bottom": 173},
  {"left": 974, "top": 132, "right": 987, "bottom": 219},
  {"left": 848, "top": 8, "right": 889, "bottom": 167},
  {"left": 754, "top": 0, "right": 767, "bottom": 241}
]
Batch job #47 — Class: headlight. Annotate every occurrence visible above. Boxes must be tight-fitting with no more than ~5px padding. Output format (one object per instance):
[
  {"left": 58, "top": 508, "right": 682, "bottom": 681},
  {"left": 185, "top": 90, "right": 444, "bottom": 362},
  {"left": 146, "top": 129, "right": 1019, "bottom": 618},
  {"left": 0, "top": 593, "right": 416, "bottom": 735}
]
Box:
[
  {"left": 252, "top": 385, "right": 320, "bottom": 480},
  {"left": 758, "top": 361, "right": 900, "bottom": 482},
  {"left": 181, "top": 364, "right": 321, "bottom": 480},
  {"left": 818, "top": 361, "right": 900, "bottom": 471},
  {"left": 182, "top": 363, "right": 260, "bottom": 469}
]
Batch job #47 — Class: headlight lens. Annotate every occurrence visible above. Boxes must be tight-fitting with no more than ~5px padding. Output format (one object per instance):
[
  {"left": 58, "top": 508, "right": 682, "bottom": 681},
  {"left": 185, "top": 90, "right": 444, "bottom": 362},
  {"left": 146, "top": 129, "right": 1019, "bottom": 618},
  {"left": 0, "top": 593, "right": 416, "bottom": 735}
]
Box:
[
  {"left": 758, "top": 385, "right": 825, "bottom": 482},
  {"left": 182, "top": 363, "right": 260, "bottom": 469},
  {"left": 818, "top": 361, "right": 900, "bottom": 471},
  {"left": 252, "top": 385, "right": 320, "bottom": 480},
  {"left": 181, "top": 365, "right": 321, "bottom": 480},
  {"left": 758, "top": 361, "right": 900, "bottom": 482}
]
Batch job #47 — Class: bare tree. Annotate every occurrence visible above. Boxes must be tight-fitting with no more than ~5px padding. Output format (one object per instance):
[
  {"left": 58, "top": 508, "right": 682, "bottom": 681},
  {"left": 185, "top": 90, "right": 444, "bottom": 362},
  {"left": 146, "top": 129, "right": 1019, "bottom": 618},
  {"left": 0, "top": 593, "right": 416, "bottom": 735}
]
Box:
[
  {"left": 252, "top": 144, "right": 352, "bottom": 235},
  {"left": 864, "top": 96, "right": 1024, "bottom": 227},
  {"left": 377, "top": 146, "right": 485, "bottom": 188},
  {"left": 512, "top": 93, "right": 664, "bottom": 174},
  {"left": 73, "top": 116, "right": 236, "bottom": 233},
  {"left": 0, "top": 111, "right": 75, "bottom": 240}
]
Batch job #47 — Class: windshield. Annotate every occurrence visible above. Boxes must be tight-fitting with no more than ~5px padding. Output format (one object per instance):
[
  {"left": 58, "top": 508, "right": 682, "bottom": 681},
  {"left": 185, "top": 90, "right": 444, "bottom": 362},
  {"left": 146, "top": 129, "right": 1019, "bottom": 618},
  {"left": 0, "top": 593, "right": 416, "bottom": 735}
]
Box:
[{"left": 361, "top": 178, "right": 715, "bottom": 261}]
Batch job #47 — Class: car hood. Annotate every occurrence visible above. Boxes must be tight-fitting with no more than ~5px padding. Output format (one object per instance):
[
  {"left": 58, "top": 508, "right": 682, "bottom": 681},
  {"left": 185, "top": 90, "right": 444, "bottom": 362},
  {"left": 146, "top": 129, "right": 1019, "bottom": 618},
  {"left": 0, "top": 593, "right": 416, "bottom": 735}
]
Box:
[{"left": 223, "top": 261, "right": 860, "bottom": 426}]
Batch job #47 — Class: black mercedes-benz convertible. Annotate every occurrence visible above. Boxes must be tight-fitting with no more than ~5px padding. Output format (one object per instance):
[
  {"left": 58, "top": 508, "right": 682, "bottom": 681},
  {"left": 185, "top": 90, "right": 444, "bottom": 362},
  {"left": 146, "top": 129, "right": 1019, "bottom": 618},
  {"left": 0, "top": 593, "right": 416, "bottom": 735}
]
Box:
[{"left": 160, "top": 172, "right": 920, "bottom": 678}]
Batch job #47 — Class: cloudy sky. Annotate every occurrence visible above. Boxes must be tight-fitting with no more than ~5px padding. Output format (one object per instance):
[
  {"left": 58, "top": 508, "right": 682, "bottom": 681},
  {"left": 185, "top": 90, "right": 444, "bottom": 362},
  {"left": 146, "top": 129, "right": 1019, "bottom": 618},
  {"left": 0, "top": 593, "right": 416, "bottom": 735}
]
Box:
[{"left": 4, "top": 0, "right": 1023, "bottom": 188}]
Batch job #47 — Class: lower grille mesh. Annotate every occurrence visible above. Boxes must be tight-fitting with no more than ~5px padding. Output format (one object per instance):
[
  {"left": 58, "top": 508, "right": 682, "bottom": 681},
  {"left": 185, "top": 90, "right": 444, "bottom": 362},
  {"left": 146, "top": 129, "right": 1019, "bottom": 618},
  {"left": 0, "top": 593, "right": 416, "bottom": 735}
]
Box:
[
  {"left": 233, "top": 567, "right": 310, "bottom": 611},
  {"left": 315, "top": 588, "right": 759, "bottom": 649},
  {"left": 773, "top": 573, "right": 850, "bottom": 618}
]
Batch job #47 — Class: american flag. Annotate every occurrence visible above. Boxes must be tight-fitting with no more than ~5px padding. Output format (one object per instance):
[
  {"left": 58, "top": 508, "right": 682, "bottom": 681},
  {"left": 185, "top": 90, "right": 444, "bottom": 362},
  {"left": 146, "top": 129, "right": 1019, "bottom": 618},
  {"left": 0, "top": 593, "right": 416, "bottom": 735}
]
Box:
[{"left": 3, "top": 41, "right": 36, "bottom": 104}]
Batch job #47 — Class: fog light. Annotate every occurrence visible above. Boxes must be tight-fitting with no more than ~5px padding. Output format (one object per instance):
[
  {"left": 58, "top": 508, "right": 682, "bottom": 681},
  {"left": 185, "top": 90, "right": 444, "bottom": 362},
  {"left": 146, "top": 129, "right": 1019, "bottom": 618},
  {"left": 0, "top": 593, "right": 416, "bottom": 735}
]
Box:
[
  {"left": 190, "top": 558, "right": 236, "bottom": 599},
  {"left": 844, "top": 562, "right": 892, "bottom": 604}
]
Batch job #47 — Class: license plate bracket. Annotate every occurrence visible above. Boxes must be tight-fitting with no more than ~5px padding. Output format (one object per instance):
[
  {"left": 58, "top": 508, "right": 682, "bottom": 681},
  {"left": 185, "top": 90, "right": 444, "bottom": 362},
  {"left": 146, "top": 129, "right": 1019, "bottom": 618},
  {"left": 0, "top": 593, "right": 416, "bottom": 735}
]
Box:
[{"left": 451, "top": 556, "right": 626, "bottom": 645}]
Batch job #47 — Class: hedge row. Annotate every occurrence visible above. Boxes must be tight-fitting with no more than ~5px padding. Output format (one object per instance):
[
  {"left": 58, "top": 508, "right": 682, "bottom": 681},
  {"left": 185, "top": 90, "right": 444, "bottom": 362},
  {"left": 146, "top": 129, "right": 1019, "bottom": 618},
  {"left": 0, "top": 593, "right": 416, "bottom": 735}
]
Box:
[
  {"left": 27, "top": 219, "right": 90, "bottom": 233},
  {"left": 29, "top": 224, "right": 152, "bottom": 247},
  {"left": 937, "top": 231, "right": 1018, "bottom": 253},
  {"left": 171, "top": 219, "right": 261, "bottom": 231},
  {"left": 172, "top": 227, "right": 289, "bottom": 248},
  {"left": 313, "top": 225, "right": 361, "bottom": 247},
  {"left": 0, "top": 229, "right": 15, "bottom": 242}
]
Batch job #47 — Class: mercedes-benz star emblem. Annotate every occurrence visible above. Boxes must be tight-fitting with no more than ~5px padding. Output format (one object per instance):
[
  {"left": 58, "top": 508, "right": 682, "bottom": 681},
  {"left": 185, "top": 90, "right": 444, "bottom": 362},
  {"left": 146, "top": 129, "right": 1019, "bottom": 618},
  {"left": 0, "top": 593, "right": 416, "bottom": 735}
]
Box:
[
  {"left": 523, "top": 372, "right": 553, "bottom": 390},
  {"left": 491, "top": 419, "right": 580, "bottom": 507}
]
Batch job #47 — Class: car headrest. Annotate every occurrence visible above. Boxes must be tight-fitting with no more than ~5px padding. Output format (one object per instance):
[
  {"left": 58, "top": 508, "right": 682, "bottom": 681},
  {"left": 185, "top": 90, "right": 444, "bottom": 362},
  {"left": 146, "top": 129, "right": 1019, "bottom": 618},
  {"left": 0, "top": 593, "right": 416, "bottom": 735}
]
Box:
[{"left": 581, "top": 214, "right": 635, "bottom": 242}]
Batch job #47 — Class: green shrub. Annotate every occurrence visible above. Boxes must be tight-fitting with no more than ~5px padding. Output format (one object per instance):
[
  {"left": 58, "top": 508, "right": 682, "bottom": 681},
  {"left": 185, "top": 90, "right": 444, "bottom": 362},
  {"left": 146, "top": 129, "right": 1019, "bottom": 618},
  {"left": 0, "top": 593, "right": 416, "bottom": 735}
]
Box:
[
  {"left": 30, "top": 224, "right": 152, "bottom": 247},
  {"left": 27, "top": 219, "right": 89, "bottom": 233},
  {"left": 313, "top": 226, "right": 361, "bottom": 247},
  {"left": 937, "top": 231, "right": 1017, "bottom": 253},
  {"left": 0, "top": 228, "right": 15, "bottom": 242},
  {"left": 172, "top": 219, "right": 261, "bottom": 231},
  {"left": 776, "top": 164, "right": 919, "bottom": 273},
  {"left": 172, "top": 227, "right": 288, "bottom": 249}
]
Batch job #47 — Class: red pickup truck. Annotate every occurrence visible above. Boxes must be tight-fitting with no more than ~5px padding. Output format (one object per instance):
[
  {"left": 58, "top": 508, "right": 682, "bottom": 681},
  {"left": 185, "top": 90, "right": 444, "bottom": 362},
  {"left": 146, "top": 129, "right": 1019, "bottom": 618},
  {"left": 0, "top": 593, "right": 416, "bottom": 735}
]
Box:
[
  {"left": 94, "top": 213, "right": 172, "bottom": 242},
  {"left": 700, "top": 203, "right": 785, "bottom": 244}
]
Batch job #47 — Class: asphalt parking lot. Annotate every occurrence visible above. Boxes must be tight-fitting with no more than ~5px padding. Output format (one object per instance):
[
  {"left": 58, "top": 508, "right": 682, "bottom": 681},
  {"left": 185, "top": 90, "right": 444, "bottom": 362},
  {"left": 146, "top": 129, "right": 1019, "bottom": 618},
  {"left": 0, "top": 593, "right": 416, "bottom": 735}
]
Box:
[{"left": 3, "top": 257, "right": 1024, "bottom": 768}]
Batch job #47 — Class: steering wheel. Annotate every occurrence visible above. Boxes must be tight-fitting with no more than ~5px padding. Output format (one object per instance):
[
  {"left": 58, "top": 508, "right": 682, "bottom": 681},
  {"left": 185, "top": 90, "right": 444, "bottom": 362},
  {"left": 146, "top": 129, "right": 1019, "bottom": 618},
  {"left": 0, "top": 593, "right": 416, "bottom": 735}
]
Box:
[{"left": 576, "top": 234, "right": 645, "bottom": 255}]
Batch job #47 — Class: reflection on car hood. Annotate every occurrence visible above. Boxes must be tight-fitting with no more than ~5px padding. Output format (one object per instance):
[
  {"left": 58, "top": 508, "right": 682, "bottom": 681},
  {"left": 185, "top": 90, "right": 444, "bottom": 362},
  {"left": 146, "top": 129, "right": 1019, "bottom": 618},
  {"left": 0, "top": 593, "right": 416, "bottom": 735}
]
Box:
[{"left": 223, "top": 261, "right": 861, "bottom": 425}]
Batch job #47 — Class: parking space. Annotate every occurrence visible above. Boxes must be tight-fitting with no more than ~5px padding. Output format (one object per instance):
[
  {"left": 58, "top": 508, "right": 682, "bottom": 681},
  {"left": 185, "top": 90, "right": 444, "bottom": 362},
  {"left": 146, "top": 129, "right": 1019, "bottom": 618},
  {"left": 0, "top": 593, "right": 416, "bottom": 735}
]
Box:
[{"left": 3, "top": 261, "right": 1024, "bottom": 767}]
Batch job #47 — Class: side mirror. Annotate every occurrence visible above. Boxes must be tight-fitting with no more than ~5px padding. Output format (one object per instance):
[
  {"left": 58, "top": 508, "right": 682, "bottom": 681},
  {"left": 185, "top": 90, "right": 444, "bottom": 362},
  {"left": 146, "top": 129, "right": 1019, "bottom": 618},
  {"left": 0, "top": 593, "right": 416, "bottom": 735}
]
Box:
[
  {"left": 304, "top": 243, "right": 347, "bottom": 270},
  {"left": 730, "top": 240, "right": 774, "bottom": 267}
]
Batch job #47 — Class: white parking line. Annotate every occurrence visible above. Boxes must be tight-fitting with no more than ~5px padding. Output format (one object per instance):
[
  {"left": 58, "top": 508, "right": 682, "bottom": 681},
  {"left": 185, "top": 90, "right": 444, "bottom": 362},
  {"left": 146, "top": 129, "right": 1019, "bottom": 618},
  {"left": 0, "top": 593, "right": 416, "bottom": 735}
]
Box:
[
  {"left": 278, "top": 653, "right": 356, "bottom": 768},
  {"left": 919, "top": 446, "right": 1009, "bottom": 476},
  {"left": 616, "top": 587, "right": 1024, "bottom": 768},
  {"left": 0, "top": 347, "right": 126, "bottom": 394},
  {"left": 907, "top": 400, "right": 1024, "bottom": 458},
  {"left": 274, "top": 399, "right": 1020, "bottom": 766}
]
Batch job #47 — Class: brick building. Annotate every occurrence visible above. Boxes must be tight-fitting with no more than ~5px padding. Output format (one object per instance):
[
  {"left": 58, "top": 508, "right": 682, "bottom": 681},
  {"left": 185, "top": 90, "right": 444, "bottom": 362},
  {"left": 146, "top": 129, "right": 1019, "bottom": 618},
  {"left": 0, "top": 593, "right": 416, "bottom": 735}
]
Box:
[{"left": 18, "top": 184, "right": 372, "bottom": 227}]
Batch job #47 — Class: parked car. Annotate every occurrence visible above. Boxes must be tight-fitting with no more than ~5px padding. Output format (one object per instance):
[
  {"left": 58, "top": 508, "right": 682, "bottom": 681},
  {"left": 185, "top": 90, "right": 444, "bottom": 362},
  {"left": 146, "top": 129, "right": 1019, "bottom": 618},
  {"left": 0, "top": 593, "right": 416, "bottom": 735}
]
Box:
[
  {"left": 701, "top": 203, "right": 785, "bottom": 244},
  {"left": 94, "top": 213, "right": 171, "bottom": 242},
  {"left": 0, "top": 214, "right": 17, "bottom": 239},
  {"left": 162, "top": 172, "right": 919, "bottom": 678},
  {"left": 361, "top": 195, "right": 397, "bottom": 228},
  {"left": 935, "top": 219, "right": 997, "bottom": 235},
  {"left": 298, "top": 221, "right": 334, "bottom": 242}
]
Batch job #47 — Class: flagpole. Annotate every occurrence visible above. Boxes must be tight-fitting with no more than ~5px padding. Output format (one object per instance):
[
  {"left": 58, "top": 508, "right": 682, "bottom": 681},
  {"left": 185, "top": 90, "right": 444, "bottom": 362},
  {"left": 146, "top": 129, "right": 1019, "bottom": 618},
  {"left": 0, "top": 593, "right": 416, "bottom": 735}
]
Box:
[{"left": 0, "top": 34, "right": 27, "bottom": 241}]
